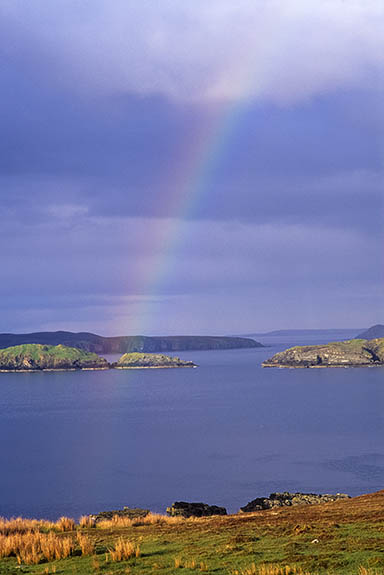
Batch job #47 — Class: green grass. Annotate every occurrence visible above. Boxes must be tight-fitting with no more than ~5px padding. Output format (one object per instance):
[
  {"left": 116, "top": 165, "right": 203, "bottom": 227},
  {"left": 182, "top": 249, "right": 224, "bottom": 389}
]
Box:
[
  {"left": 0, "top": 344, "right": 107, "bottom": 369},
  {"left": 1, "top": 514, "right": 384, "bottom": 574}
]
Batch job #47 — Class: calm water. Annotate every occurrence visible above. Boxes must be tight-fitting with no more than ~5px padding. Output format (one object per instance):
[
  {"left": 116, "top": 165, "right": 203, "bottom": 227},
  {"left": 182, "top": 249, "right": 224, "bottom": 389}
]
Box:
[{"left": 1, "top": 330, "right": 383, "bottom": 519}]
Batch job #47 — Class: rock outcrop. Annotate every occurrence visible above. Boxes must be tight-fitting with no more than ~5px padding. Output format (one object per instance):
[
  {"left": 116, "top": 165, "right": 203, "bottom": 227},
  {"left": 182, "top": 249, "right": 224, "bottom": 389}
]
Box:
[
  {"left": 166, "top": 502, "right": 227, "bottom": 518},
  {"left": 262, "top": 338, "right": 384, "bottom": 368},
  {"left": 90, "top": 507, "right": 149, "bottom": 523},
  {"left": 0, "top": 344, "right": 109, "bottom": 371},
  {"left": 240, "top": 492, "right": 350, "bottom": 512},
  {"left": 114, "top": 352, "right": 196, "bottom": 369}
]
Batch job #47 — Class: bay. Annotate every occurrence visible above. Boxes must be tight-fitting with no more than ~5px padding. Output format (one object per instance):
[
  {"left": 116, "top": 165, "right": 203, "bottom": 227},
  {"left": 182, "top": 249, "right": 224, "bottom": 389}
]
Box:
[{"left": 0, "top": 329, "right": 383, "bottom": 519}]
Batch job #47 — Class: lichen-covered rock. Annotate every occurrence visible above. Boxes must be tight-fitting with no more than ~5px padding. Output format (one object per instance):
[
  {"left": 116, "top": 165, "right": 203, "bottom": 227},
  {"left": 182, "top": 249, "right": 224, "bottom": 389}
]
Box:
[
  {"left": 166, "top": 501, "right": 227, "bottom": 518},
  {"left": 262, "top": 338, "right": 384, "bottom": 368},
  {"left": 240, "top": 492, "right": 350, "bottom": 512},
  {"left": 0, "top": 344, "right": 109, "bottom": 371},
  {"left": 114, "top": 352, "right": 196, "bottom": 369}
]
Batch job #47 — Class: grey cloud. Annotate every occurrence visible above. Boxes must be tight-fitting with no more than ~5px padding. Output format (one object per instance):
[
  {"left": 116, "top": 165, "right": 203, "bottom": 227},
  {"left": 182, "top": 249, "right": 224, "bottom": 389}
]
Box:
[
  {"left": 1, "top": 1, "right": 383, "bottom": 103},
  {"left": 0, "top": 214, "right": 382, "bottom": 333},
  {"left": 0, "top": 1, "right": 383, "bottom": 333}
]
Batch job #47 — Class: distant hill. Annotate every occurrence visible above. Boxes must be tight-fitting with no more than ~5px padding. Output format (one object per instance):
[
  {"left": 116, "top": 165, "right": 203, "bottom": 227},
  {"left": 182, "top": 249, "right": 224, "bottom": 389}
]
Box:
[
  {"left": 0, "top": 331, "right": 262, "bottom": 354},
  {"left": 355, "top": 325, "right": 384, "bottom": 340},
  {"left": 246, "top": 329, "right": 363, "bottom": 337}
]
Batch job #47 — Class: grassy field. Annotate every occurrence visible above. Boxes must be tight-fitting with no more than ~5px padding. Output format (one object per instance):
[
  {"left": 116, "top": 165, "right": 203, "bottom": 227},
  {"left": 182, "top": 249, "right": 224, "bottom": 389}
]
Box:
[{"left": 1, "top": 491, "right": 384, "bottom": 575}]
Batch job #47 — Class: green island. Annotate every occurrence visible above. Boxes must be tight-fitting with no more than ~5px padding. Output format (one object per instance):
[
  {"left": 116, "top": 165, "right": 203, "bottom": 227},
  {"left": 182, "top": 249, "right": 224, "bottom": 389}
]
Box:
[
  {"left": 0, "top": 490, "right": 384, "bottom": 574},
  {"left": 114, "top": 352, "right": 196, "bottom": 369},
  {"left": 0, "top": 344, "right": 196, "bottom": 372},
  {"left": 262, "top": 338, "right": 384, "bottom": 368},
  {"left": 0, "top": 344, "right": 109, "bottom": 372}
]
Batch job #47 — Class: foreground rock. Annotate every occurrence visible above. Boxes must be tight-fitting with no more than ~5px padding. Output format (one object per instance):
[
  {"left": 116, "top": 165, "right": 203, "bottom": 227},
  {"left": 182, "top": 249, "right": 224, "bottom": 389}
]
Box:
[
  {"left": 262, "top": 338, "right": 384, "bottom": 368},
  {"left": 0, "top": 344, "right": 109, "bottom": 371},
  {"left": 114, "top": 352, "right": 196, "bottom": 369},
  {"left": 240, "top": 492, "right": 350, "bottom": 512},
  {"left": 167, "top": 502, "right": 227, "bottom": 517},
  {"left": 91, "top": 507, "right": 149, "bottom": 523}
]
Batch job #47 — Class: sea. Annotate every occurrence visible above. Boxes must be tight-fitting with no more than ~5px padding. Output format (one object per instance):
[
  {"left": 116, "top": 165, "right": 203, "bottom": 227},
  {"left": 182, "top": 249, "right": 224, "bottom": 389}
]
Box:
[{"left": 1, "top": 329, "right": 383, "bottom": 520}]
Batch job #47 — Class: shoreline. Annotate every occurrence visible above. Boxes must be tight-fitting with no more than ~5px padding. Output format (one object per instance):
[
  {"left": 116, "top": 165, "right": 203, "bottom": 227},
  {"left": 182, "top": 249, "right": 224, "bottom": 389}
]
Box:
[
  {"left": 262, "top": 363, "right": 384, "bottom": 368},
  {"left": 0, "top": 365, "right": 197, "bottom": 373}
]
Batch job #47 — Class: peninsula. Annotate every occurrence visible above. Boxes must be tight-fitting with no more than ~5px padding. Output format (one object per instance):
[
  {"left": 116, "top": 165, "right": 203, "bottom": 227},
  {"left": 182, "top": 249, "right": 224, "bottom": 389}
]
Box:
[
  {"left": 0, "top": 331, "right": 262, "bottom": 353},
  {"left": 262, "top": 337, "right": 384, "bottom": 368}
]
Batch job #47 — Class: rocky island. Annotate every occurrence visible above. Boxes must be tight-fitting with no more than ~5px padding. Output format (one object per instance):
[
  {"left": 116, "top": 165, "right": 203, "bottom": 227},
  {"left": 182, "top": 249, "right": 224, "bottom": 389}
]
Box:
[
  {"left": 263, "top": 337, "right": 384, "bottom": 368},
  {"left": 0, "top": 344, "right": 109, "bottom": 372},
  {"left": 114, "top": 352, "right": 196, "bottom": 369},
  {"left": 0, "top": 345, "right": 197, "bottom": 372}
]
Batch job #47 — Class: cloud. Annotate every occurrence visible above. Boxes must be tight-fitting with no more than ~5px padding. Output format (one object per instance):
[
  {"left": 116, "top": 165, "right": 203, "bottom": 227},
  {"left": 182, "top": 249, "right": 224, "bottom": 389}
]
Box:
[
  {"left": 1, "top": 0, "right": 383, "bottom": 103},
  {"left": 0, "top": 1, "right": 382, "bottom": 333},
  {"left": 0, "top": 212, "right": 382, "bottom": 333}
]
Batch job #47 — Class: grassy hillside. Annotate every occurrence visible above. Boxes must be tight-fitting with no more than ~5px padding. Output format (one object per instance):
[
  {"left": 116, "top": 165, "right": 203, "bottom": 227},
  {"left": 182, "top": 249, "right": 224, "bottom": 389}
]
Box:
[
  {"left": 0, "top": 491, "right": 384, "bottom": 574},
  {"left": 0, "top": 344, "right": 108, "bottom": 371}
]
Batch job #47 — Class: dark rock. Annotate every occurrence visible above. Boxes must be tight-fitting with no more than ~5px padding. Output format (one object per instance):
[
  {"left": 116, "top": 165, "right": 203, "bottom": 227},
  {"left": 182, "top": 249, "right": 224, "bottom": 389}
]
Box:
[
  {"left": 91, "top": 507, "right": 149, "bottom": 523},
  {"left": 262, "top": 338, "right": 384, "bottom": 368},
  {"left": 166, "top": 501, "right": 227, "bottom": 518},
  {"left": 240, "top": 492, "right": 350, "bottom": 512}
]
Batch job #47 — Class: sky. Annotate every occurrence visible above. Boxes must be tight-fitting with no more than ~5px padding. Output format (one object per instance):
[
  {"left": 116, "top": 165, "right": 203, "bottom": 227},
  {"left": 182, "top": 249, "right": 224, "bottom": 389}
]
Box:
[{"left": 0, "top": 0, "right": 383, "bottom": 336}]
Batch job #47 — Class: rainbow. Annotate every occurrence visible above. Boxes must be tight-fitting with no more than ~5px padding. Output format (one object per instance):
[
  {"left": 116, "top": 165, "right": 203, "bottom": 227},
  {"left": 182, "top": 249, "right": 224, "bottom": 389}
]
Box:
[{"left": 126, "top": 98, "right": 247, "bottom": 334}]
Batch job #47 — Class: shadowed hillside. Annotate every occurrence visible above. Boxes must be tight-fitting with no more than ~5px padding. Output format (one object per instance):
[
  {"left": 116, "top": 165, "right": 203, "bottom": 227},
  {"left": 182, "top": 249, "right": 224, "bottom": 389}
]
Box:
[
  {"left": 0, "top": 331, "right": 262, "bottom": 354},
  {"left": 356, "top": 325, "right": 384, "bottom": 339}
]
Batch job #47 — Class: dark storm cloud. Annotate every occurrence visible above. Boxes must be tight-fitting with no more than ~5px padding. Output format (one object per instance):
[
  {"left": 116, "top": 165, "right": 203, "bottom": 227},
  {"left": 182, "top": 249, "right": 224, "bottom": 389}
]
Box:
[
  {"left": 0, "top": 1, "right": 383, "bottom": 333},
  {"left": 1, "top": 3, "right": 383, "bottom": 230}
]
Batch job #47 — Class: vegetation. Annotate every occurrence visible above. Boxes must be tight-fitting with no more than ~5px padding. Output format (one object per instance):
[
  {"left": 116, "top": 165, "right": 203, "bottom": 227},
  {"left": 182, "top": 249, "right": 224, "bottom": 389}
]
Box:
[
  {"left": 0, "top": 344, "right": 108, "bottom": 371},
  {"left": 114, "top": 352, "right": 196, "bottom": 369},
  {"left": 0, "top": 491, "right": 384, "bottom": 573},
  {"left": 263, "top": 338, "right": 384, "bottom": 368}
]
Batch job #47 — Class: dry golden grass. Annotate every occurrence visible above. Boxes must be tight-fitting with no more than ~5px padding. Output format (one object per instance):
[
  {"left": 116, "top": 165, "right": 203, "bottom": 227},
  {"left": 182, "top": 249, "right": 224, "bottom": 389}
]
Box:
[
  {"left": 0, "top": 517, "right": 56, "bottom": 535},
  {"left": 108, "top": 538, "right": 141, "bottom": 562},
  {"left": 97, "top": 512, "right": 185, "bottom": 529},
  {"left": 56, "top": 516, "right": 76, "bottom": 532},
  {"left": 79, "top": 515, "right": 96, "bottom": 529},
  {"left": 0, "top": 531, "right": 74, "bottom": 564},
  {"left": 76, "top": 532, "right": 95, "bottom": 555},
  {"left": 232, "top": 565, "right": 311, "bottom": 575},
  {"left": 173, "top": 556, "right": 208, "bottom": 571}
]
